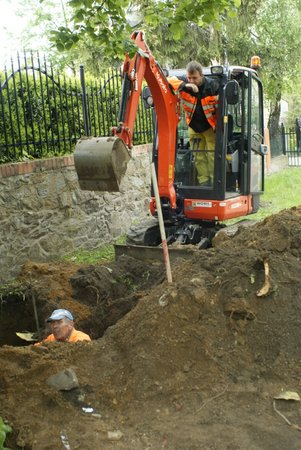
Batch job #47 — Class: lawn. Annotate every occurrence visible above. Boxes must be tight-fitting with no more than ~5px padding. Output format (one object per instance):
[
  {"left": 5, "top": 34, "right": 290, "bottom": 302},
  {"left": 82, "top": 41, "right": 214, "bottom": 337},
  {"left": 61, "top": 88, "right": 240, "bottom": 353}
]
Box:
[{"left": 249, "top": 166, "right": 301, "bottom": 221}]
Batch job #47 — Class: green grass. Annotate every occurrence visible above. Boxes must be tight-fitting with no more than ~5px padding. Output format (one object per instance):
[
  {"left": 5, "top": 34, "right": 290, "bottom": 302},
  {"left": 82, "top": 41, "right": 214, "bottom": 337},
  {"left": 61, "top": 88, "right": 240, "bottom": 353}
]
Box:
[
  {"left": 62, "top": 235, "right": 126, "bottom": 265},
  {"left": 249, "top": 166, "right": 301, "bottom": 221},
  {"left": 0, "top": 416, "right": 12, "bottom": 450}
]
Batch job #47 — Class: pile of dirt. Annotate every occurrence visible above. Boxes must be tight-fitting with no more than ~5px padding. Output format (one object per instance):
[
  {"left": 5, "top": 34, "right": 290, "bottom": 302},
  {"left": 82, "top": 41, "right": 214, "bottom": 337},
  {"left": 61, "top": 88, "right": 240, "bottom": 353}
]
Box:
[{"left": 1, "top": 207, "right": 301, "bottom": 449}]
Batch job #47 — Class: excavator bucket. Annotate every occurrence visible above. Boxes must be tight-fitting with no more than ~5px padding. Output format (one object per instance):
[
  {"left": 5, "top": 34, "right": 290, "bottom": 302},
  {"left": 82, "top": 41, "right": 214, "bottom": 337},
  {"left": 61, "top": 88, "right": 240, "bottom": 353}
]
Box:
[{"left": 74, "top": 136, "right": 131, "bottom": 192}]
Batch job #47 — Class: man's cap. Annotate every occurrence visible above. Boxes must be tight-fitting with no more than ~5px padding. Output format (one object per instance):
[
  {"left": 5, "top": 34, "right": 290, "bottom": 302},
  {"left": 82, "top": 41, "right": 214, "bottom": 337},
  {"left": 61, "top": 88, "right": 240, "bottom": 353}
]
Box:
[{"left": 46, "top": 309, "right": 74, "bottom": 322}]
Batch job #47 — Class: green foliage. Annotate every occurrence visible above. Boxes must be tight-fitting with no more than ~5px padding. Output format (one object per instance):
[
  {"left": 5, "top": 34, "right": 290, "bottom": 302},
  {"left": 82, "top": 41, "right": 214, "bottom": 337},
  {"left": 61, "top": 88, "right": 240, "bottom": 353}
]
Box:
[
  {"left": 50, "top": 0, "right": 134, "bottom": 60},
  {"left": 282, "top": 91, "right": 301, "bottom": 127},
  {"left": 0, "top": 416, "right": 12, "bottom": 450},
  {"left": 0, "top": 66, "right": 84, "bottom": 162},
  {"left": 255, "top": 0, "right": 301, "bottom": 100},
  {"left": 49, "top": 0, "right": 240, "bottom": 60},
  {"left": 0, "top": 281, "right": 27, "bottom": 306},
  {"left": 0, "top": 62, "right": 153, "bottom": 163},
  {"left": 20, "top": 0, "right": 117, "bottom": 75},
  {"left": 220, "top": 0, "right": 301, "bottom": 151}
]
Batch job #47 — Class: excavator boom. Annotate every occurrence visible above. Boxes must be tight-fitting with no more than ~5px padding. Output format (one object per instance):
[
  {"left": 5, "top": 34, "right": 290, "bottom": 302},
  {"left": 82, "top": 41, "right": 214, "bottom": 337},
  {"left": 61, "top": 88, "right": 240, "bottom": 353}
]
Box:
[{"left": 74, "top": 31, "right": 180, "bottom": 208}]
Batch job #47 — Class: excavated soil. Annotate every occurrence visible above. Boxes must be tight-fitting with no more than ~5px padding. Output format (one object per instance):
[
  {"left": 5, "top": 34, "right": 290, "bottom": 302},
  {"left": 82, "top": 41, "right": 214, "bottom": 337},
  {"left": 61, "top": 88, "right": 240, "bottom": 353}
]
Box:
[{"left": 1, "top": 206, "right": 301, "bottom": 449}]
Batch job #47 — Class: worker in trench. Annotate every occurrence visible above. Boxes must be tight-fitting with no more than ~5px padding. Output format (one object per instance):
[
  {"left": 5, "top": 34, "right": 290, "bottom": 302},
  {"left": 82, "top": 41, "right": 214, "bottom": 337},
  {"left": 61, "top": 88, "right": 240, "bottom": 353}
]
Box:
[
  {"left": 168, "top": 61, "right": 220, "bottom": 186},
  {"left": 35, "top": 309, "right": 91, "bottom": 345}
]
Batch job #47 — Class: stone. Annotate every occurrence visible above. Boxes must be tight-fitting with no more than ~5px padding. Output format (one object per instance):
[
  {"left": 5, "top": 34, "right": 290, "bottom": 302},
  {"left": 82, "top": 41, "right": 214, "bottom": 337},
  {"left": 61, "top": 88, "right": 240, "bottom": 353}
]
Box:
[{"left": 46, "top": 368, "right": 79, "bottom": 391}]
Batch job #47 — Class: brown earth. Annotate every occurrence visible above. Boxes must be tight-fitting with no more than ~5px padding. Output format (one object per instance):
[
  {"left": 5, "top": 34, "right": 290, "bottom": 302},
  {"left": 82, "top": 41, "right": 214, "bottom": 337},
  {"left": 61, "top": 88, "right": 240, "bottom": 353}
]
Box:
[{"left": 1, "top": 206, "right": 301, "bottom": 449}]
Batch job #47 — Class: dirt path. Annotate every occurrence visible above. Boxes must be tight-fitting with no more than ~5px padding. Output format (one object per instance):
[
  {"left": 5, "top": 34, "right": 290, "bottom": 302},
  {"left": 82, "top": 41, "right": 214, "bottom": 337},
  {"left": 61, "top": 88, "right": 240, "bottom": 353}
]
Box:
[{"left": 1, "top": 207, "right": 301, "bottom": 449}]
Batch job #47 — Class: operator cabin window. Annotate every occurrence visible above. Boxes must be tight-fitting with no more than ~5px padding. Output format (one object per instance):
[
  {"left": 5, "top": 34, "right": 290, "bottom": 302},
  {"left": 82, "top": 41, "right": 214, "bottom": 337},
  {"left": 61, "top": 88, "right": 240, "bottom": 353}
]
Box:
[
  {"left": 175, "top": 106, "right": 198, "bottom": 187},
  {"left": 250, "top": 76, "right": 263, "bottom": 192}
]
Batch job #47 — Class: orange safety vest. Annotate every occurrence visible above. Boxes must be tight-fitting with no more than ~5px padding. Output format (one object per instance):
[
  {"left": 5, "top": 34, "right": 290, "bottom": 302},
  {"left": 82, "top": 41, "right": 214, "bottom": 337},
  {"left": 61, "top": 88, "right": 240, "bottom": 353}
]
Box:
[
  {"left": 168, "top": 76, "right": 219, "bottom": 130},
  {"left": 35, "top": 328, "right": 91, "bottom": 345}
]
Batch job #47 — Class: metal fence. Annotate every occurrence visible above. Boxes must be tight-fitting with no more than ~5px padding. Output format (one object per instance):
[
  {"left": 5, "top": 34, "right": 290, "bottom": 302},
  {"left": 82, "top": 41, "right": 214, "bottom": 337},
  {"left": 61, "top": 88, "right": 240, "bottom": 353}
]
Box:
[
  {"left": 281, "top": 119, "right": 301, "bottom": 166},
  {"left": 0, "top": 52, "right": 153, "bottom": 163}
]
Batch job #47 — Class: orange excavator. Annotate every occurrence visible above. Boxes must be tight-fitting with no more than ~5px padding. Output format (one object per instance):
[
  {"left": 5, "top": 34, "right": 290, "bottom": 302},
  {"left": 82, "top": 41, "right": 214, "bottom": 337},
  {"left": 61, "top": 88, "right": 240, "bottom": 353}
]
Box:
[{"left": 74, "top": 31, "right": 266, "bottom": 251}]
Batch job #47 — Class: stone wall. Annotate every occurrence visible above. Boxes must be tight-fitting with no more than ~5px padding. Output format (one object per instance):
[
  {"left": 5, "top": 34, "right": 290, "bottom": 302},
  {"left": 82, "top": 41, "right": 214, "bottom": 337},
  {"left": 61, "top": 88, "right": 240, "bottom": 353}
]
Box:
[
  {"left": 0, "top": 145, "right": 152, "bottom": 282},
  {"left": 0, "top": 148, "right": 288, "bottom": 283}
]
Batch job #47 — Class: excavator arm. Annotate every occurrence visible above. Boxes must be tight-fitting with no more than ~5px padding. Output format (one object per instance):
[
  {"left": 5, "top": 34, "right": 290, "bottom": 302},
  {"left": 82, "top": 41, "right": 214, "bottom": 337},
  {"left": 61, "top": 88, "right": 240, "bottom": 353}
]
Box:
[{"left": 74, "top": 31, "right": 180, "bottom": 209}]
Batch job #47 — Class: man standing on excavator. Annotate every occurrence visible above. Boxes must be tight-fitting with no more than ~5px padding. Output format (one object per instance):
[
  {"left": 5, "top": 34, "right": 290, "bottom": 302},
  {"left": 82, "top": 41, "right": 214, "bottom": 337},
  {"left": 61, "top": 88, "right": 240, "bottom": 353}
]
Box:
[{"left": 168, "top": 61, "right": 220, "bottom": 186}]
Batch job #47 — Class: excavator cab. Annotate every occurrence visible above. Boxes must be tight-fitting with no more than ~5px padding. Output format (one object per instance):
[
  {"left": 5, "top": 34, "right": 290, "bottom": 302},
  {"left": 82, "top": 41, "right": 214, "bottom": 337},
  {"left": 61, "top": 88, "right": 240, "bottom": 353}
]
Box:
[{"left": 154, "top": 65, "right": 266, "bottom": 224}]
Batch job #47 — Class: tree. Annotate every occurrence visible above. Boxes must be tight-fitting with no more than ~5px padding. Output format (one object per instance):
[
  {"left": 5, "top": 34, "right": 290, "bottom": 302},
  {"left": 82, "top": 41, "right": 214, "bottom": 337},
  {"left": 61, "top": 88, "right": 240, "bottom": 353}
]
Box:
[
  {"left": 222, "top": 0, "right": 301, "bottom": 155},
  {"left": 256, "top": 0, "right": 301, "bottom": 154},
  {"left": 50, "top": 0, "right": 241, "bottom": 61},
  {"left": 12, "top": 0, "right": 115, "bottom": 75},
  {"left": 282, "top": 87, "right": 301, "bottom": 127}
]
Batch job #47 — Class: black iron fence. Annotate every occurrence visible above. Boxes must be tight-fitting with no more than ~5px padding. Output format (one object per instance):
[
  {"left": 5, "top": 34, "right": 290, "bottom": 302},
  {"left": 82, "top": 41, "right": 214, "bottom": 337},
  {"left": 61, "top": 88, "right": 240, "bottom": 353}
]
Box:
[
  {"left": 0, "top": 52, "right": 153, "bottom": 164},
  {"left": 281, "top": 118, "right": 301, "bottom": 166}
]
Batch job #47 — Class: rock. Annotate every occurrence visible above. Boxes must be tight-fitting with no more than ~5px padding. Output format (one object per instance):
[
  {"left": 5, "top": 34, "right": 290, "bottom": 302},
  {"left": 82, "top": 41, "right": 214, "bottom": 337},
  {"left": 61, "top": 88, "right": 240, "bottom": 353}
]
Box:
[
  {"left": 107, "top": 430, "right": 123, "bottom": 441},
  {"left": 46, "top": 368, "right": 79, "bottom": 391}
]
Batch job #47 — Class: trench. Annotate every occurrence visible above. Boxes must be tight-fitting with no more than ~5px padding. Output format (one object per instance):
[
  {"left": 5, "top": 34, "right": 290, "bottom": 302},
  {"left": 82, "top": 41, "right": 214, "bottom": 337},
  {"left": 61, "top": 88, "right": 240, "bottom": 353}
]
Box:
[
  {"left": 0, "top": 283, "right": 146, "bottom": 347},
  {"left": 0, "top": 255, "right": 165, "bottom": 347},
  {"left": 0, "top": 293, "right": 37, "bottom": 346}
]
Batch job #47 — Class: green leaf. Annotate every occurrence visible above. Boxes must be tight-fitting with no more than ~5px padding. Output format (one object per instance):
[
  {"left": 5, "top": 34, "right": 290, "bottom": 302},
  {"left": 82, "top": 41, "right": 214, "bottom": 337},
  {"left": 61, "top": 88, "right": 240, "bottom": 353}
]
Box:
[
  {"left": 170, "top": 23, "right": 184, "bottom": 40},
  {"left": 56, "top": 42, "right": 66, "bottom": 52}
]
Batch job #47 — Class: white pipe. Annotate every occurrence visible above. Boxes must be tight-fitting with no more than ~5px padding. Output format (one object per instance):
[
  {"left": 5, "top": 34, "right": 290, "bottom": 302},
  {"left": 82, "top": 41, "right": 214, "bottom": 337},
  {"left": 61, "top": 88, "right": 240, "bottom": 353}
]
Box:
[{"left": 150, "top": 162, "right": 173, "bottom": 283}]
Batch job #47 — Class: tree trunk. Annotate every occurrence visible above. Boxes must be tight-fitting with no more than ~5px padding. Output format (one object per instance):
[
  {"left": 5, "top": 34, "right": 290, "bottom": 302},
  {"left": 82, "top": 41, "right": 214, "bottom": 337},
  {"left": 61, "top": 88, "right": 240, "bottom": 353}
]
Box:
[{"left": 268, "top": 93, "right": 282, "bottom": 157}]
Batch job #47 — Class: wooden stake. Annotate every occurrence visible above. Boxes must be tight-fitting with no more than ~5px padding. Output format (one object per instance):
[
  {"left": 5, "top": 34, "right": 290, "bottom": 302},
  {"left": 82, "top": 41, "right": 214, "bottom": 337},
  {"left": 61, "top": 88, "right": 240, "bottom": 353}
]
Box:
[{"left": 150, "top": 163, "right": 173, "bottom": 283}]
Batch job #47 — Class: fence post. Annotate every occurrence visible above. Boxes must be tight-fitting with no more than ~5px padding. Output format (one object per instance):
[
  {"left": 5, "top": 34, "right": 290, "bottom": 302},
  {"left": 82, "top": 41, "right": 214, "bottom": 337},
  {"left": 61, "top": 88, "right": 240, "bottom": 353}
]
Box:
[
  {"left": 80, "top": 65, "right": 91, "bottom": 136},
  {"left": 264, "top": 128, "right": 271, "bottom": 175},
  {"left": 280, "top": 123, "right": 286, "bottom": 155},
  {"left": 296, "top": 118, "right": 301, "bottom": 153}
]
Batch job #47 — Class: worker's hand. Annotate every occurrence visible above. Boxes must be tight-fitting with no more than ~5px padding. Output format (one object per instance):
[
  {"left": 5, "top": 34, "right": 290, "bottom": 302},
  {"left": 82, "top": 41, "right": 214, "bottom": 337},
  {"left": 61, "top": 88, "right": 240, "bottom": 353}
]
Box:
[{"left": 186, "top": 83, "right": 199, "bottom": 93}]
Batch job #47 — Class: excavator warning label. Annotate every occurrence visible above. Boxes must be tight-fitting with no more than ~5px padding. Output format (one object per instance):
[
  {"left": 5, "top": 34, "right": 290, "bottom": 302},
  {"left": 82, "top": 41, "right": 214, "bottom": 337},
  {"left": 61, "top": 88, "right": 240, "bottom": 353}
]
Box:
[{"left": 192, "top": 201, "right": 212, "bottom": 208}]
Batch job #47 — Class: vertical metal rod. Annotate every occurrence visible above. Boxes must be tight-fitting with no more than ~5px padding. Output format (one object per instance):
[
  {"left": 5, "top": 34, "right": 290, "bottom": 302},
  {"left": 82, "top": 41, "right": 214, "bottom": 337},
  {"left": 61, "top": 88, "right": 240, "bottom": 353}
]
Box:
[
  {"left": 136, "top": 98, "right": 143, "bottom": 144},
  {"left": 95, "top": 79, "right": 101, "bottom": 136},
  {"left": 75, "top": 80, "right": 82, "bottom": 137},
  {"left": 63, "top": 74, "right": 72, "bottom": 151},
  {"left": 111, "top": 68, "right": 119, "bottom": 122},
  {"left": 50, "top": 62, "right": 61, "bottom": 152},
  {"left": 17, "top": 53, "right": 30, "bottom": 155},
  {"left": 4, "top": 66, "right": 17, "bottom": 158},
  {"left": 11, "top": 58, "right": 22, "bottom": 155},
  {"left": 31, "top": 285, "right": 41, "bottom": 342},
  {"left": 140, "top": 88, "right": 146, "bottom": 144},
  {"left": 0, "top": 73, "right": 9, "bottom": 159},
  {"left": 43, "top": 56, "right": 56, "bottom": 152},
  {"left": 30, "top": 51, "right": 43, "bottom": 157},
  {"left": 281, "top": 123, "right": 286, "bottom": 155},
  {"left": 57, "top": 71, "right": 67, "bottom": 153},
  {"left": 37, "top": 52, "right": 49, "bottom": 154},
  {"left": 79, "top": 65, "right": 90, "bottom": 136},
  {"left": 115, "top": 68, "right": 122, "bottom": 130},
  {"left": 99, "top": 80, "right": 106, "bottom": 135},
  {"left": 90, "top": 79, "right": 96, "bottom": 136},
  {"left": 24, "top": 50, "right": 37, "bottom": 156},
  {"left": 104, "top": 75, "right": 111, "bottom": 135},
  {"left": 69, "top": 78, "right": 77, "bottom": 146}
]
